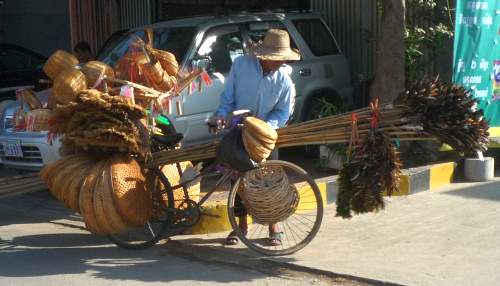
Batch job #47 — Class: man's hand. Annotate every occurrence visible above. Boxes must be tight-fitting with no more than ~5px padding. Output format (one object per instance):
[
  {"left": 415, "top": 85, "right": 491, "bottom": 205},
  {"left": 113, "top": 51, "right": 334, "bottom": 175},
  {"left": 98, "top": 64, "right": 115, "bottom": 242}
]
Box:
[{"left": 208, "top": 116, "right": 226, "bottom": 134}]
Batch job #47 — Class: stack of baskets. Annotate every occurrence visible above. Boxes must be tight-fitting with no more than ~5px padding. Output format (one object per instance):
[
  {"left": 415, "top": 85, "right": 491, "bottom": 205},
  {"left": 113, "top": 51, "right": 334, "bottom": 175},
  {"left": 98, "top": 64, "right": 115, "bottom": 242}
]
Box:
[
  {"left": 114, "top": 45, "right": 179, "bottom": 92},
  {"left": 240, "top": 165, "right": 300, "bottom": 224},
  {"left": 15, "top": 88, "right": 51, "bottom": 132},
  {"left": 40, "top": 154, "right": 154, "bottom": 234},
  {"left": 242, "top": 117, "right": 278, "bottom": 162}
]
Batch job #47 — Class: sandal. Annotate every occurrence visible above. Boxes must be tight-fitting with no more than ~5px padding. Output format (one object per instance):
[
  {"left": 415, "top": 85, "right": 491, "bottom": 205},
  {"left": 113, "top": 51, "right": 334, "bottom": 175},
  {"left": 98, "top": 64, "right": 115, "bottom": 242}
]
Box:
[
  {"left": 267, "top": 232, "right": 283, "bottom": 246},
  {"left": 224, "top": 230, "right": 247, "bottom": 246},
  {"left": 225, "top": 231, "right": 239, "bottom": 245}
]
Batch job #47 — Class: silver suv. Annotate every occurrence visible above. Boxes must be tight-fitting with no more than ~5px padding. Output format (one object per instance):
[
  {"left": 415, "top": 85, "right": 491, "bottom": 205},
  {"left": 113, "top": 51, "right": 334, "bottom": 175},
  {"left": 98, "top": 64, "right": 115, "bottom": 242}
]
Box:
[{"left": 0, "top": 11, "right": 353, "bottom": 170}]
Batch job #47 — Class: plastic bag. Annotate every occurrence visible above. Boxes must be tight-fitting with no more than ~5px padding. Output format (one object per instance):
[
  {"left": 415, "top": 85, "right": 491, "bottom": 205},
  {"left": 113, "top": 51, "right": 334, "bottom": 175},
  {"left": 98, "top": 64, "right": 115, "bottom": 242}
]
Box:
[{"left": 216, "top": 126, "right": 257, "bottom": 172}]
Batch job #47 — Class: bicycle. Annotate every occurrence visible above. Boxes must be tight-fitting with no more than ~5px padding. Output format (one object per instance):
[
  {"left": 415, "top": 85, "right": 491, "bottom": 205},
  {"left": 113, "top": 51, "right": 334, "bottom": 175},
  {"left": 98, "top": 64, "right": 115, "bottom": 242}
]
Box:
[{"left": 108, "top": 112, "right": 324, "bottom": 256}]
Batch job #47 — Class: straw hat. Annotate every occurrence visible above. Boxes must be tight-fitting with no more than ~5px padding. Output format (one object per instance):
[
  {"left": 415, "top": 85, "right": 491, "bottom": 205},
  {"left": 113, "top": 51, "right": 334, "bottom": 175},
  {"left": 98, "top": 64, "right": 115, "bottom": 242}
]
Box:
[{"left": 248, "top": 29, "right": 301, "bottom": 61}]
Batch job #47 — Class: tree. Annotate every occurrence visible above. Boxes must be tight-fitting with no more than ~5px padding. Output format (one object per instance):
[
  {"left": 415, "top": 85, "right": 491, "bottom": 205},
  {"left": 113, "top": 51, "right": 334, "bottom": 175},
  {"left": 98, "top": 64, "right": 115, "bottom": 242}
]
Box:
[{"left": 371, "top": 0, "right": 406, "bottom": 103}]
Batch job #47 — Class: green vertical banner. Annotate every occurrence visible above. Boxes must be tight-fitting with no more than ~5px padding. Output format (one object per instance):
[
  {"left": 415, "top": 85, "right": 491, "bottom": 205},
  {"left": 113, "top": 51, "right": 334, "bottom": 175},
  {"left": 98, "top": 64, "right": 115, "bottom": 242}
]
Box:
[{"left": 453, "top": 0, "right": 500, "bottom": 146}]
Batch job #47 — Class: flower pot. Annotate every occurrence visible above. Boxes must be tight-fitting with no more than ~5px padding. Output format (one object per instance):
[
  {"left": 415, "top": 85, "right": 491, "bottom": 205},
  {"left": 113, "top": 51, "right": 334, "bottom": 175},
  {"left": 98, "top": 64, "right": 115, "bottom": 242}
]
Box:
[{"left": 464, "top": 157, "right": 495, "bottom": 182}]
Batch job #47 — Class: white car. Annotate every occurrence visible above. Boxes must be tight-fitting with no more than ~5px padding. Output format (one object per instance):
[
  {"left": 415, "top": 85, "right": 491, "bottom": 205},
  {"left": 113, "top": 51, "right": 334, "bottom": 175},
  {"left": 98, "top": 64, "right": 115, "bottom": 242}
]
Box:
[{"left": 0, "top": 11, "right": 353, "bottom": 171}]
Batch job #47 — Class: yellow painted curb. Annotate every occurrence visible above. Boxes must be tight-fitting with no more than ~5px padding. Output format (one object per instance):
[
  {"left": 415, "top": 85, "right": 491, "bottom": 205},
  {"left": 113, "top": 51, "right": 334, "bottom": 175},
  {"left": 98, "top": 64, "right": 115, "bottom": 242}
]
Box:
[
  {"left": 189, "top": 183, "right": 328, "bottom": 235},
  {"left": 189, "top": 202, "right": 232, "bottom": 235},
  {"left": 429, "top": 162, "right": 455, "bottom": 190},
  {"left": 392, "top": 174, "right": 410, "bottom": 196}
]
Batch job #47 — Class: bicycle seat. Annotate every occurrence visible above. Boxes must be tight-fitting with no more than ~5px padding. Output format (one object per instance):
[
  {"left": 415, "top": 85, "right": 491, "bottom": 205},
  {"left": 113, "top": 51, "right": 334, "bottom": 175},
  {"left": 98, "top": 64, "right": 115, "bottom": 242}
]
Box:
[{"left": 152, "top": 133, "right": 184, "bottom": 148}]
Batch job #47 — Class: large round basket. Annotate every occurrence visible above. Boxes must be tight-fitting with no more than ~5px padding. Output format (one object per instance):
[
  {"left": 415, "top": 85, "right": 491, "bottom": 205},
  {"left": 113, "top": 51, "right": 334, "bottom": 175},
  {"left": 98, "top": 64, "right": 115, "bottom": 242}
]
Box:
[
  {"left": 52, "top": 68, "right": 87, "bottom": 104},
  {"left": 25, "top": 109, "right": 51, "bottom": 131},
  {"left": 43, "top": 50, "right": 79, "bottom": 80},
  {"left": 81, "top": 61, "right": 115, "bottom": 90},
  {"left": 240, "top": 165, "right": 300, "bottom": 224},
  {"left": 109, "top": 155, "right": 152, "bottom": 227}
]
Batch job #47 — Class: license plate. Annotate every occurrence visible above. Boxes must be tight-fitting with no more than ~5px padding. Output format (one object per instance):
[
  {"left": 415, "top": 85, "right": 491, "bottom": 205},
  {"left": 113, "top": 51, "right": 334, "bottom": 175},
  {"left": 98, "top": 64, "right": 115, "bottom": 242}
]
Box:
[{"left": 3, "top": 141, "right": 23, "bottom": 157}]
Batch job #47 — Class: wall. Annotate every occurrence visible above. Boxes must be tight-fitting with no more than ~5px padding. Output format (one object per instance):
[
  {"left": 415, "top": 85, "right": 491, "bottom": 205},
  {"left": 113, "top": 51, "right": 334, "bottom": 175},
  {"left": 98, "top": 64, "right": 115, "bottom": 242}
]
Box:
[{"left": 0, "top": 0, "right": 71, "bottom": 56}]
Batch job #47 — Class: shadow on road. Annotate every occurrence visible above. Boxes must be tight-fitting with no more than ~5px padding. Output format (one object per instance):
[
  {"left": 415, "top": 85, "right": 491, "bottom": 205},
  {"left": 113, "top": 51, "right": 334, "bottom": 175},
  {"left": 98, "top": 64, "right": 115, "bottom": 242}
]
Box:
[
  {"left": 0, "top": 232, "right": 278, "bottom": 284},
  {"left": 440, "top": 180, "right": 500, "bottom": 202}
]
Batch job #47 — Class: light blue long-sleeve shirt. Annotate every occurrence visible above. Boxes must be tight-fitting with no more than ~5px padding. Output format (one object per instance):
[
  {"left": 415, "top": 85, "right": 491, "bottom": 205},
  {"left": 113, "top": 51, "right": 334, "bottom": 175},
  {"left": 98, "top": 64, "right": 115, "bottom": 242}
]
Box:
[{"left": 214, "top": 55, "right": 295, "bottom": 129}]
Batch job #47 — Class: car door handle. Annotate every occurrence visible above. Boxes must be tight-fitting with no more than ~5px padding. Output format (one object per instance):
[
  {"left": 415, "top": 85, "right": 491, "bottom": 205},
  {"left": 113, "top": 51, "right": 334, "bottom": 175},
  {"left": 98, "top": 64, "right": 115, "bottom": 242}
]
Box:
[{"left": 299, "top": 68, "right": 311, "bottom": 77}]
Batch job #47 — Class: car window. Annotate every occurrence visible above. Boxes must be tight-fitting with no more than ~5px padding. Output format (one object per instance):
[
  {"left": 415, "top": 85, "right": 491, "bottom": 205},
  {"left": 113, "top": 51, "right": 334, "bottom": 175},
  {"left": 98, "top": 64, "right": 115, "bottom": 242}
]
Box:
[
  {"left": 246, "top": 21, "right": 298, "bottom": 50},
  {"left": 196, "top": 25, "right": 244, "bottom": 74},
  {"left": 0, "top": 48, "right": 45, "bottom": 72},
  {"left": 98, "top": 26, "right": 197, "bottom": 67},
  {"left": 292, "top": 19, "right": 339, "bottom": 56}
]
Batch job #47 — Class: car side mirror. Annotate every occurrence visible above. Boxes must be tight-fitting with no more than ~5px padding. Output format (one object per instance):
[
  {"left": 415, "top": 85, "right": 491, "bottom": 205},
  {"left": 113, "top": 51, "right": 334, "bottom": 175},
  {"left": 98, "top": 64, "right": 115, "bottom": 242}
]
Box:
[{"left": 191, "top": 56, "right": 212, "bottom": 71}]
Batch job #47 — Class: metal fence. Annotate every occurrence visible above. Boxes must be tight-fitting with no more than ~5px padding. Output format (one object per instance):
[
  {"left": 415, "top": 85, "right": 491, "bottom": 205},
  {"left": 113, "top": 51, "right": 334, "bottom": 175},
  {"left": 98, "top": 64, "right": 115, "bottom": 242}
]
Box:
[
  {"left": 118, "top": 0, "right": 156, "bottom": 29},
  {"left": 311, "top": 0, "right": 378, "bottom": 81}
]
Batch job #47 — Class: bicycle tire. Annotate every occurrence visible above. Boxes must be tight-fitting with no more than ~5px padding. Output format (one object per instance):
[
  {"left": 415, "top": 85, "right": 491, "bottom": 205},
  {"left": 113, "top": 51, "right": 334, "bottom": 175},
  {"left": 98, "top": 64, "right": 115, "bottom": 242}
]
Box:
[
  {"left": 227, "top": 160, "right": 324, "bottom": 256},
  {"left": 108, "top": 169, "right": 175, "bottom": 250}
]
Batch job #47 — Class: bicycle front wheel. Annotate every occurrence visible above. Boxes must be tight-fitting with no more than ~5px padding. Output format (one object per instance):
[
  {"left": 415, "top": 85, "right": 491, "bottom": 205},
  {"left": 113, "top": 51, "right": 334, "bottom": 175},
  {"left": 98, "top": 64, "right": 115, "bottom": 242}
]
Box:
[
  {"left": 227, "top": 160, "right": 324, "bottom": 256},
  {"left": 108, "top": 169, "right": 175, "bottom": 250}
]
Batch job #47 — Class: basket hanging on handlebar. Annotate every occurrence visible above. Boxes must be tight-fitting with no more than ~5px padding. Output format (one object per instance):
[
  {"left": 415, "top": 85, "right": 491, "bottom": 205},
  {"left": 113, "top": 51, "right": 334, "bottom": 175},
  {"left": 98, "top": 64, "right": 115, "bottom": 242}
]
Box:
[{"left": 240, "top": 165, "right": 300, "bottom": 224}]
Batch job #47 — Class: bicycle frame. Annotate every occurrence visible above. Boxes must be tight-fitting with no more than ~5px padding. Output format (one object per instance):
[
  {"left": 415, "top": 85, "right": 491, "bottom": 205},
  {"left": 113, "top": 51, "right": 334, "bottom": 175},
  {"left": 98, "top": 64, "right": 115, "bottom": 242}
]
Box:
[{"left": 151, "top": 161, "right": 237, "bottom": 215}]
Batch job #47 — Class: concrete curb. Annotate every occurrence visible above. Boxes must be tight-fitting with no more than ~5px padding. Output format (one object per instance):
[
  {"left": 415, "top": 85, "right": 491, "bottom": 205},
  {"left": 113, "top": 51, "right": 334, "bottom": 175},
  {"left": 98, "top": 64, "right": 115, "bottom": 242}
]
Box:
[{"left": 188, "top": 161, "right": 457, "bottom": 235}]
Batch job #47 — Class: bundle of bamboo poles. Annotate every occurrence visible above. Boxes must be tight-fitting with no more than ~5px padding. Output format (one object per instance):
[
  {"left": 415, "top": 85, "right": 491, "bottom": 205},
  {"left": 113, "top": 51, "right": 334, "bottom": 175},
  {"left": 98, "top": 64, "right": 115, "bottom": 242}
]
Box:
[{"left": 144, "top": 104, "right": 432, "bottom": 168}]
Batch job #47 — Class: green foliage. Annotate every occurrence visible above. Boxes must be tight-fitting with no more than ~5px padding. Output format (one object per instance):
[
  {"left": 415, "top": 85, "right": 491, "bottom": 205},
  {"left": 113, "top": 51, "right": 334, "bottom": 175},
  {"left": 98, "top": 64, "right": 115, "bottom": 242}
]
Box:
[
  {"left": 404, "top": 0, "right": 454, "bottom": 84},
  {"left": 316, "top": 97, "right": 348, "bottom": 162}
]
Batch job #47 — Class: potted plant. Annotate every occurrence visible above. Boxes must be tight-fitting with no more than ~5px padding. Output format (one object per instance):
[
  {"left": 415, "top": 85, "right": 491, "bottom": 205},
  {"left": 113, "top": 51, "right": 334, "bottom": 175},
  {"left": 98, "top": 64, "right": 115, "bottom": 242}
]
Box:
[{"left": 316, "top": 97, "right": 347, "bottom": 170}]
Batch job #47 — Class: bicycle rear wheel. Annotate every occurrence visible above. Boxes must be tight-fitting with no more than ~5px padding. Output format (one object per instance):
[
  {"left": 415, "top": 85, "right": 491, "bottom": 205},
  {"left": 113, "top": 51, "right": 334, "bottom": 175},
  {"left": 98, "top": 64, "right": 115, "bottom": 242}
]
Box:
[
  {"left": 108, "top": 170, "right": 175, "bottom": 250},
  {"left": 227, "top": 160, "right": 324, "bottom": 256}
]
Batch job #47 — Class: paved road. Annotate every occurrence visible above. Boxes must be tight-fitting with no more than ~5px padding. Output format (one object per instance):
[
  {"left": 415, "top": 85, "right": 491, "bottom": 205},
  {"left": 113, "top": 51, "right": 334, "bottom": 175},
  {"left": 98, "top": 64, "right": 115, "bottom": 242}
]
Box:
[{"left": 0, "top": 192, "right": 368, "bottom": 286}]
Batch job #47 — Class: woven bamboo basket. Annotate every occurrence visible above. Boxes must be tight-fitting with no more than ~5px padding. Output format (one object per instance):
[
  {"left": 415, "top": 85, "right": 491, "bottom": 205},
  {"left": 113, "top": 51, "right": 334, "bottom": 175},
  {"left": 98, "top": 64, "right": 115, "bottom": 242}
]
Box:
[
  {"left": 79, "top": 160, "right": 107, "bottom": 234},
  {"left": 20, "top": 89, "right": 42, "bottom": 110},
  {"left": 241, "top": 117, "right": 277, "bottom": 162},
  {"left": 99, "top": 159, "right": 131, "bottom": 233},
  {"left": 242, "top": 130, "right": 273, "bottom": 162},
  {"left": 147, "top": 47, "right": 179, "bottom": 76},
  {"left": 147, "top": 162, "right": 200, "bottom": 218},
  {"left": 25, "top": 109, "right": 51, "bottom": 131},
  {"left": 81, "top": 61, "right": 115, "bottom": 90},
  {"left": 52, "top": 68, "right": 87, "bottom": 104},
  {"left": 114, "top": 52, "right": 148, "bottom": 82},
  {"left": 43, "top": 50, "right": 79, "bottom": 80},
  {"left": 108, "top": 155, "right": 152, "bottom": 227},
  {"left": 142, "top": 61, "right": 176, "bottom": 92},
  {"left": 240, "top": 166, "right": 300, "bottom": 224}
]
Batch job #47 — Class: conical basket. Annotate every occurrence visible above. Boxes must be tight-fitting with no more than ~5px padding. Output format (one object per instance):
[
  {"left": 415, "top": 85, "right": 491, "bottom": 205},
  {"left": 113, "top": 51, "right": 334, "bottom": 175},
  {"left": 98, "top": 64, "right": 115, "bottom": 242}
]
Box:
[
  {"left": 43, "top": 50, "right": 79, "bottom": 80},
  {"left": 147, "top": 47, "right": 179, "bottom": 76}
]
